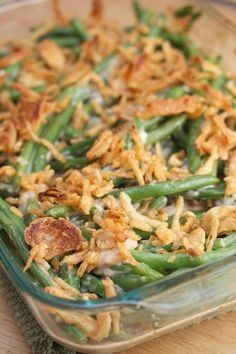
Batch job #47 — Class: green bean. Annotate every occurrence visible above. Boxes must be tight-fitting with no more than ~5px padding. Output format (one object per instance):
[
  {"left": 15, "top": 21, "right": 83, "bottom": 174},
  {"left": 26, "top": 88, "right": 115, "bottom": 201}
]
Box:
[
  {"left": 71, "top": 18, "right": 88, "bottom": 41},
  {"left": 131, "top": 245, "right": 236, "bottom": 270},
  {"left": 167, "top": 209, "right": 205, "bottom": 228},
  {"left": 80, "top": 226, "right": 92, "bottom": 241},
  {"left": 0, "top": 183, "right": 16, "bottom": 198},
  {"left": 160, "top": 31, "right": 189, "bottom": 47},
  {"left": 133, "top": 228, "right": 153, "bottom": 240},
  {"left": 63, "top": 136, "right": 97, "bottom": 157},
  {"left": 32, "top": 87, "right": 90, "bottom": 172},
  {"left": 93, "top": 54, "right": 115, "bottom": 75},
  {"left": 111, "top": 174, "right": 219, "bottom": 202},
  {"left": 12, "top": 122, "right": 48, "bottom": 187},
  {"left": 211, "top": 75, "right": 226, "bottom": 91},
  {"left": 175, "top": 5, "right": 194, "bottom": 17},
  {"left": 61, "top": 324, "right": 87, "bottom": 343},
  {"left": 80, "top": 274, "right": 105, "bottom": 297},
  {"left": 0, "top": 198, "right": 52, "bottom": 287},
  {"left": 150, "top": 196, "right": 167, "bottom": 210},
  {"left": 9, "top": 89, "right": 21, "bottom": 102},
  {"left": 165, "top": 86, "right": 187, "bottom": 99},
  {"left": 138, "top": 242, "right": 172, "bottom": 254},
  {"left": 213, "top": 232, "right": 236, "bottom": 250},
  {"left": 133, "top": 1, "right": 154, "bottom": 24},
  {"left": 197, "top": 183, "right": 225, "bottom": 200},
  {"left": 149, "top": 26, "right": 161, "bottom": 37},
  {"left": 51, "top": 156, "right": 90, "bottom": 172},
  {"left": 46, "top": 26, "right": 74, "bottom": 36},
  {"left": 133, "top": 1, "right": 143, "bottom": 21},
  {"left": 46, "top": 205, "right": 75, "bottom": 218},
  {"left": 12, "top": 86, "right": 85, "bottom": 186},
  {"left": 173, "top": 128, "right": 187, "bottom": 149},
  {"left": 147, "top": 115, "right": 186, "bottom": 145},
  {"left": 186, "top": 117, "right": 203, "bottom": 173},
  {"left": 1, "top": 231, "right": 86, "bottom": 342},
  {"left": 3, "top": 62, "right": 21, "bottom": 86},
  {"left": 59, "top": 264, "right": 80, "bottom": 290},
  {"left": 9, "top": 84, "right": 46, "bottom": 103},
  {"left": 113, "top": 275, "right": 155, "bottom": 291},
  {"left": 23, "top": 197, "right": 40, "bottom": 225},
  {"left": 63, "top": 126, "right": 84, "bottom": 140},
  {"left": 113, "top": 177, "right": 134, "bottom": 188},
  {"left": 0, "top": 46, "right": 11, "bottom": 58},
  {"left": 112, "top": 262, "right": 163, "bottom": 280},
  {"left": 211, "top": 159, "right": 218, "bottom": 177},
  {"left": 49, "top": 36, "right": 80, "bottom": 47},
  {"left": 141, "top": 117, "right": 161, "bottom": 132}
]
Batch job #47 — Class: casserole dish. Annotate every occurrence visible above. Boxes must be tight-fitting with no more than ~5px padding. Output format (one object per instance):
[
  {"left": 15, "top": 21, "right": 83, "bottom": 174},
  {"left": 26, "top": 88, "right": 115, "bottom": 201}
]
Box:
[{"left": 1, "top": 0, "right": 236, "bottom": 353}]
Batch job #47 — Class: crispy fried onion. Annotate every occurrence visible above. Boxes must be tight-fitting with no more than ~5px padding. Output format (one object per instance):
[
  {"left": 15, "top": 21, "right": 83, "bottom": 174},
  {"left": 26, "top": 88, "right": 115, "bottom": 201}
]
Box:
[
  {"left": 38, "top": 187, "right": 81, "bottom": 207},
  {"left": 24, "top": 217, "right": 83, "bottom": 270},
  {"left": 196, "top": 112, "right": 236, "bottom": 160},
  {"left": 39, "top": 167, "right": 114, "bottom": 215},
  {"left": 26, "top": 122, "right": 66, "bottom": 163},
  {"left": 150, "top": 198, "right": 206, "bottom": 256},
  {"left": 49, "top": 309, "right": 113, "bottom": 342},
  {"left": 37, "top": 40, "right": 65, "bottom": 71},
  {"left": 224, "top": 150, "right": 236, "bottom": 197},
  {"left": 102, "top": 277, "right": 120, "bottom": 335},
  {"left": 0, "top": 120, "right": 18, "bottom": 154},
  {"left": 20, "top": 166, "right": 54, "bottom": 193},
  {"left": 14, "top": 95, "right": 47, "bottom": 136},
  {"left": 202, "top": 206, "right": 236, "bottom": 250},
  {"left": 0, "top": 45, "right": 29, "bottom": 69},
  {"left": 0, "top": 165, "right": 15, "bottom": 180},
  {"left": 136, "top": 95, "right": 203, "bottom": 119},
  {"left": 45, "top": 277, "right": 98, "bottom": 301}
]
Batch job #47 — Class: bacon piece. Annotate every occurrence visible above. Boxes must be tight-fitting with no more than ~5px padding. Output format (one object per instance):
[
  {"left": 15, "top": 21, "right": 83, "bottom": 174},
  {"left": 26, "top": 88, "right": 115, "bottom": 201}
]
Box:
[{"left": 24, "top": 217, "right": 83, "bottom": 260}]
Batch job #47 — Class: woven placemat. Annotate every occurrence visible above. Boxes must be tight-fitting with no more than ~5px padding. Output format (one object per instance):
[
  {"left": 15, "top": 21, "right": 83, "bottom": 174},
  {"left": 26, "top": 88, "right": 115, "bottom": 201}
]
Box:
[{"left": 0, "top": 270, "right": 78, "bottom": 354}]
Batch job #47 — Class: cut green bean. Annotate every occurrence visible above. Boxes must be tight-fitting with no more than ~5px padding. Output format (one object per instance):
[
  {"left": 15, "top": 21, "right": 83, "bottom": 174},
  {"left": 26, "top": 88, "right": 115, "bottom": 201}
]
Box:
[
  {"left": 113, "top": 275, "right": 155, "bottom": 291},
  {"left": 186, "top": 117, "right": 203, "bottom": 173},
  {"left": 213, "top": 232, "right": 236, "bottom": 250},
  {"left": 59, "top": 264, "right": 80, "bottom": 290},
  {"left": 150, "top": 196, "right": 167, "bottom": 210},
  {"left": 147, "top": 115, "right": 186, "bottom": 145},
  {"left": 46, "top": 205, "right": 75, "bottom": 218},
  {"left": 197, "top": 183, "right": 225, "bottom": 200},
  {"left": 111, "top": 174, "right": 219, "bottom": 202},
  {"left": 165, "top": 86, "right": 187, "bottom": 99},
  {"left": 63, "top": 136, "right": 97, "bottom": 157},
  {"left": 80, "top": 274, "right": 105, "bottom": 297},
  {"left": 32, "top": 88, "right": 90, "bottom": 172},
  {"left": 0, "top": 198, "right": 52, "bottom": 287},
  {"left": 131, "top": 246, "right": 236, "bottom": 270},
  {"left": 175, "top": 5, "right": 194, "bottom": 17},
  {"left": 71, "top": 18, "right": 88, "bottom": 41},
  {"left": 51, "top": 156, "right": 90, "bottom": 172},
  {"left": 49, "top": 36, "right": 80, "bottom": 47}
]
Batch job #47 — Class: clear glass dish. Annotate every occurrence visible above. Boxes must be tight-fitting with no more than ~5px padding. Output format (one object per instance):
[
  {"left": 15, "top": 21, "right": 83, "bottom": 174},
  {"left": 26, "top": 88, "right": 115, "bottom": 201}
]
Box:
[{"left": 1, "top": 0, "right": 236, "bottom": 352}]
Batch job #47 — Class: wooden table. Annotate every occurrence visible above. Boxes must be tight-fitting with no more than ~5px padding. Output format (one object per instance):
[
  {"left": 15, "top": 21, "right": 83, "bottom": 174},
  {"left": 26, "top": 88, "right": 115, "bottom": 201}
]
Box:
[{"left": 1, "top": 2, "right": 236, "bottom": 354}]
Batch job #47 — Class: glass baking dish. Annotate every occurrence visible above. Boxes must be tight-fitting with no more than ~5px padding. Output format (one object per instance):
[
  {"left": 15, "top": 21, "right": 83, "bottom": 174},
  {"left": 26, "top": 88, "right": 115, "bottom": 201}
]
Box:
[{"left": 1, "top": 0, "right": 236, "bottom": 352}]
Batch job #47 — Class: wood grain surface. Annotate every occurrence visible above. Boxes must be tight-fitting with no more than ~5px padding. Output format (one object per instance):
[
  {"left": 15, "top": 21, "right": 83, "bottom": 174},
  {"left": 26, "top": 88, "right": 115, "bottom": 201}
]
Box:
[{"left": 1, "top": 2, "right": 236, "bottom": 354}]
